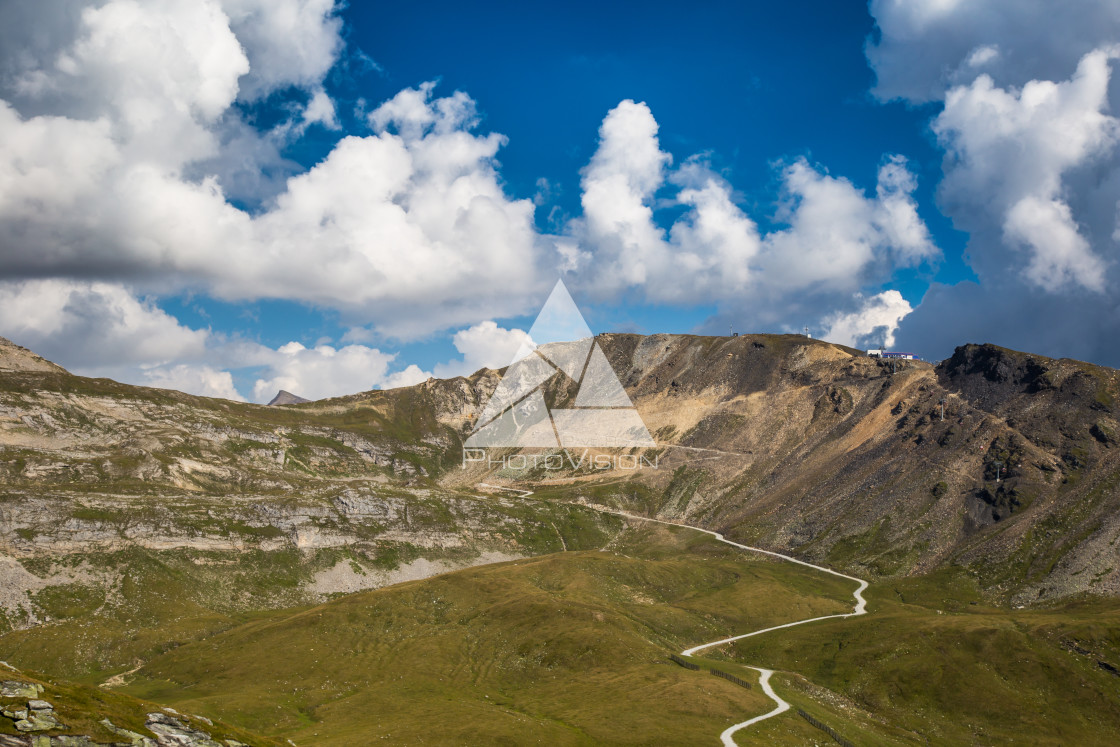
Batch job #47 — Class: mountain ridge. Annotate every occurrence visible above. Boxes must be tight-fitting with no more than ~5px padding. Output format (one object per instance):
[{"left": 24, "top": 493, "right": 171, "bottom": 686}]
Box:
[
  {"left": 1, "top": 331, "right": 1117, "bottom": 607},
  {"left": 0, "top": 336, "right": 66, "bottom": 375}
]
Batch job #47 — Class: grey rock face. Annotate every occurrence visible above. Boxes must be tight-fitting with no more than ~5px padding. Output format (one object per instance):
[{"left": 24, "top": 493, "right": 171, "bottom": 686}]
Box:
[
  {"left": 144, "top": 712, "right": 224, "bottom": 746},
  {"left": 101, "top": 718, "right": 157, "bottom": 746},
  {"left": 0, "top": 681, "right": 42, "bottom": 698},
  {"left": 9, "top": 699, "right": 62, "bottom": 732}
]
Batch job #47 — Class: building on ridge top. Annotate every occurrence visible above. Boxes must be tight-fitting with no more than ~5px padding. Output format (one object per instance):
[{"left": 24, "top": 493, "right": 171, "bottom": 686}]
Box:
[{"left": 866, "top": 349, "right": 916, "bottom": 360}]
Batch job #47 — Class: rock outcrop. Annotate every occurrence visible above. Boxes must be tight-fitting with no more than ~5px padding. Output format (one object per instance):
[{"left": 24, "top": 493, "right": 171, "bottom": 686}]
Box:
[{"left": 0, "top": 677, "right": 252, "bottom": 746}]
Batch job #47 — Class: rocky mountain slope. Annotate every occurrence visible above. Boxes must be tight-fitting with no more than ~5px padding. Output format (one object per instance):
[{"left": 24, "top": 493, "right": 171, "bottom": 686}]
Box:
[
  {"left": 0, "top": 339, "right": 614, "bottom": 660},
  {"left": 1, "top": 331, "right": 1117, "bottom": 638},
  {"left": 0, "top": 338, "right": 64, "bottom": 375},
  {"left": 404, "top": 331, "right": 1118, "bottom": 603}
]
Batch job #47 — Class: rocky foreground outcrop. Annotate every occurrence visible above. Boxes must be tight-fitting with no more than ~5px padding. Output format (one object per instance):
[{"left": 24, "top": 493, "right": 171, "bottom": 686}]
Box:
[{"left": 0, "top": 678, "right": 251, "bottom": 746}]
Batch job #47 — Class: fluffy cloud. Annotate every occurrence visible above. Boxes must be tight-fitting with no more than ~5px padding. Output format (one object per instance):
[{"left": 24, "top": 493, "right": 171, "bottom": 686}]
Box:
[
  {"left": 867, "top": 0, "right": 1120, "bottom": 103},
  {"left": 0, "top": 279, "right": 209, "bottom": 375},
  {"left": 0, "top": 0, "right": 344, "bottom": 212},
  {"left": 221, "top": 0, "right": 344, "bottom": 100},
  {"left": 142, "top": 364, "right": 245, "bottom": 401},
  {"left": 567, "top": 100, "right": 935, "bottom": 343},
  {"left": 1003, "top": 196, "right": 1106, "bottom": 292},
  {"left": 933, "top": 49, "right": 1119, "bottom": 292},
  {"left": 868, "top": 2, "right": 1120, "bottom": 365},
  {"left": 1, "top": 0, "right": 344, "bottom": 117},
  {"left": 0, "top": 1, "right": 983, "bottom": 388},
  {"left": 432, "top": 321, "right": 532, "bottom": 378},
  {"left": 664, "top": 176, "right": 759, "bottom": 296},
  {"left": 0, "top": 279, "right": 434, "bottom": 402},
  {"left": 758, "top": 156, "right": 936, "bottom": 293},
  {"left": 573, "top": 101, "right": 756, "bottom": 301},
  {"left": 3, "top": 0, "right": 250, "bottom": 179},
  {"left": 820, "top": 290, "right": 913, "bottom": 349},
  {"left": 0, "top": 11, "right": 550, "bottom": 335},
  {"left": 0, "top": 277, "right": 528, "bottom": 401},
  {"left": 0, "top": 2, "right": 941, "bottom": 358},
  {"left": 237, "top": 83, "right": 548, "bottom": 335},
  {"left": 250, "top": 342, "right": 429, "bottom": 402}
]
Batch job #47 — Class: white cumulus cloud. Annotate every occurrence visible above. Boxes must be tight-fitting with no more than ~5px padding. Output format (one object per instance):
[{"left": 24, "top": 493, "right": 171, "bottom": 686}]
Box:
[
  {"left": 820, "top": 290, "right": 914, "bottom": 349},
  {"left": 565, "top": 100, "right": 937, "bottom": 343},
  {"left": 759, "top": 155, "right": 936, "bottom": 293},
  {"left": 250, "top": 342, "right": 429, "bottom": 403},
  {"left": 0, "top": 29, "right": 552, "bottom": 336},
  {"left": 868, "top": 0, "right": 1120, "bottom": 103},
  {"left": 142, "top": 364, "right": 245, "bottom": 401},
  {"left": 221, "top": 0, "right": 344, "bottom": 100},
  {"left": 570, "top": 100, "right": 936, "bottom": 308},
  {"left": 933, "top": 48, "right": 1120, "bottom": 292},
  {"left": 869, "top": 3, "right": 1120, "bottom": 365},
  {"left": 0, "top": 1, "right": 967, "bottom": 388},
  {"left": 0, "top": 279, "right": 435, "bottom": 403},
  {"left": 432, "top": 321, "right": 532, "bottom": 379},
  {"left": 0, "top": 279, "right": 209, "bottom": 375}
]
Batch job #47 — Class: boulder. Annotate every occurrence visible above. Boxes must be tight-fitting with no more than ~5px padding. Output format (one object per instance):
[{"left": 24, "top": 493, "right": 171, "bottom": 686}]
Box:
[{"left": 0, "top": 681, "right": 43, "bottom": 699}]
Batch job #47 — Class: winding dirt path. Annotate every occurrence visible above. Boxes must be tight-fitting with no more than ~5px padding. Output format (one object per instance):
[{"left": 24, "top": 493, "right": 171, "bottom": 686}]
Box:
[
  {"left": 723, "top": 667, "right": 787, "bottom": 744},
  {"left": 590, "top": 507, "right": 868, "bottom": 744},
  {"left": 477, "top": 484, "right": 870, "bottom": 745}
]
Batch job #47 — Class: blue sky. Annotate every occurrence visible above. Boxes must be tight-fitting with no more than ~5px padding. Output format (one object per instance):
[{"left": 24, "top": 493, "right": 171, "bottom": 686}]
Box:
[
  {"left": 180, "top": 0, "right": 960, "bottom": 377},
  {"left": 0, "top": 1, "right": 1118, "bottom": 401}
]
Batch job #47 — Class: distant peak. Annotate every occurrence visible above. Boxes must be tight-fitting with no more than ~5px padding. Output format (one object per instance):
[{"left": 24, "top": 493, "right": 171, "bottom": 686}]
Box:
[{"left": 268, "top": 390, "right": 310, "bottom": 406}]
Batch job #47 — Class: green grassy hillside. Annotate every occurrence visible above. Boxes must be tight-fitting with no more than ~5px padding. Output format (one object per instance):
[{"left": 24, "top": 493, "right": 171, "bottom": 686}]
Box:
[
  {"left": 101, "top": 518, "right": 1117, "bottom": 746},
  {"left": 719, "top": 572, "right": 1120, "bottom": 745},
  {"left": 0, "top": 495, "right": 617, "bottom": 681},
  {"left": 116, "top": 523, "right": 857, "bottom": 745}
]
